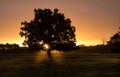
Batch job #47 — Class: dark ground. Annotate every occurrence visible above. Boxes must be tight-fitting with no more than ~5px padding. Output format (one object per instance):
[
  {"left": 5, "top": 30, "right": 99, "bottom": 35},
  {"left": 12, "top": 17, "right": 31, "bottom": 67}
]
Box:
[{"left": 0, "top": 49, "right": 120, "bottom": 77}]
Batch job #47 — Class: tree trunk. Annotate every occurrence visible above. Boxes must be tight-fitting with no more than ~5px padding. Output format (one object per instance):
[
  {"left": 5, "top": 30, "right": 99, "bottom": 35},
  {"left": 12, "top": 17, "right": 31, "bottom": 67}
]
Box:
[{"left": 47, "top": 49, "right": 51, "bottom": 57}]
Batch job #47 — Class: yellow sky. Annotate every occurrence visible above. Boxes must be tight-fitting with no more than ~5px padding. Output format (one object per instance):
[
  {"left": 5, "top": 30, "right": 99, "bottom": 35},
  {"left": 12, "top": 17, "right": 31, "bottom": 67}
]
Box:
[{"left": 0, "top": 0, "right": 120, "bottom": 46}]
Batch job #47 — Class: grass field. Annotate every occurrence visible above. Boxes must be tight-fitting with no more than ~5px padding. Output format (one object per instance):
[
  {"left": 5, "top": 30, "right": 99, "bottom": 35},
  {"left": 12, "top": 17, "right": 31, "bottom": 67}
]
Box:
[{"left": 0, "top": 50, "right": 120, "bottom": 77}]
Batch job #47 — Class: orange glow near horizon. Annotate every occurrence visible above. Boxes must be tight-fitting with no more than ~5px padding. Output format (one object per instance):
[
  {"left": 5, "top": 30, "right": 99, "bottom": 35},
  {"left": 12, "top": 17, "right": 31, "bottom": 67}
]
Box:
[
  {"left": 0, "top": 41, "right": 23, "bottom": 47},
  {"left": 76, "top": 40, "right": 102, "bottom": 46}
]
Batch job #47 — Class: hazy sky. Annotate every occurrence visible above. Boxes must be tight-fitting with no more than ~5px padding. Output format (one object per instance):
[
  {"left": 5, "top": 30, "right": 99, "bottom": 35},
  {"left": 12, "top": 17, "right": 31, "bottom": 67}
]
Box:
[{"left": 0, "top": 0, "right": 120, "bottom": 46}]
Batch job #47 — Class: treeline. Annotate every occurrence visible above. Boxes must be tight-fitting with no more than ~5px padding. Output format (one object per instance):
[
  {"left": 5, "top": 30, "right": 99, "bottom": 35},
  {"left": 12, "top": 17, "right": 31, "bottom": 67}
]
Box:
[
  {"left": 107, "top": 29, "right": 120, "bottom": 52},
  {"left": 79, "top": 27, "right": 120, "bottom": 53},
  {"left": 0, "top": 43, "right": 19, "bottom": 51},
  {"left": 79, "top": 44, "right": 109, "bottom": 53},
  {"left": 82, "top": 27, "right": 120, "bottom": 53}
]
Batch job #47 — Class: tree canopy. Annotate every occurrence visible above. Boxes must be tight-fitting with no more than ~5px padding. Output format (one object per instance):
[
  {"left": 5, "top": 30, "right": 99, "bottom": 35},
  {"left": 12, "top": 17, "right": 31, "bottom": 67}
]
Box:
[
  {"left": 107, "top": 27, "right": 120, "bottom": 52},
  {"left": 20, "top": 8, "right": 76, "bottom": 50}
]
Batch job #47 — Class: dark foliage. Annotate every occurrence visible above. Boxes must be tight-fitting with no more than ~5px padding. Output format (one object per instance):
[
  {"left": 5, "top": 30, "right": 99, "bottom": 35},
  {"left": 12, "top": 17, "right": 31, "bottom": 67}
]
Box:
[
  {"left": 20, "top": 8, "right": 76, "bottom": 50},
  {"left": 107, "top": 27, "right": 120, "bottom": 52},
  {"left": 0, "top": 43, "right": 19, "bottom": 51}
]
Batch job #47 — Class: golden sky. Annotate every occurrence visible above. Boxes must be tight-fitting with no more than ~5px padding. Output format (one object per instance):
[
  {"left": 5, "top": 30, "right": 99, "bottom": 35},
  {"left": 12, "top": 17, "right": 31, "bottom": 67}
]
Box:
[{"left": 0, "top": 0, "right": 120, "bottom": 46}]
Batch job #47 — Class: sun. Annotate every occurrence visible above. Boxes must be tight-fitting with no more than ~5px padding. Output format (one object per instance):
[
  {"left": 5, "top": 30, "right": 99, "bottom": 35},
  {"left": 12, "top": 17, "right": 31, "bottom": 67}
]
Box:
[{"left": 43, "top": 43, "right": 50, "bottom": 50}]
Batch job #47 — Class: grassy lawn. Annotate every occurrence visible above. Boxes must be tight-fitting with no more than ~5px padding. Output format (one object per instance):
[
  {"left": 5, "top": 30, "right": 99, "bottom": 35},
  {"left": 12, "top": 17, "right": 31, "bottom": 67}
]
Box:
[{"left": 0, "top": 50, "right": 120, "bottom": 77}]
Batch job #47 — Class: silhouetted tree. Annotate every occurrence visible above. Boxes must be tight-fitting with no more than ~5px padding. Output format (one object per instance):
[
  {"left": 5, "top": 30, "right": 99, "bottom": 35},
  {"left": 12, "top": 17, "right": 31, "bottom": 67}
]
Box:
[
  {"left": 107, "top": 27, "right": 120, "bottom": 52},
  {"left": 20, "top": 8, "right": 76, "bottom": 52},
  {"left": 0, "top": 43, "right": 19, "bottom": 51}
]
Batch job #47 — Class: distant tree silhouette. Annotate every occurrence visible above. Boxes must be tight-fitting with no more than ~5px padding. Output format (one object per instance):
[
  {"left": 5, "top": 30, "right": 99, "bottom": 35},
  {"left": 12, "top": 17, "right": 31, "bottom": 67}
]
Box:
[
  {"left": 20, "top": 8, "right": 76, "bottom": 52},
  {"left": 107, "top": 27, "right": 120, "bottom": 52},
  {"left": 0, "top": 43, "right": 19, "bottom": 51}
]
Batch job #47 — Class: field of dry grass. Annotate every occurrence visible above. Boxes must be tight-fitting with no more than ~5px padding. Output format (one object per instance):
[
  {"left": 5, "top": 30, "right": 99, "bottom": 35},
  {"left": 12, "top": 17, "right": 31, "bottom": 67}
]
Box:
[{"left": 0, "top": 49, "right": 120, "bottom": 77}]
